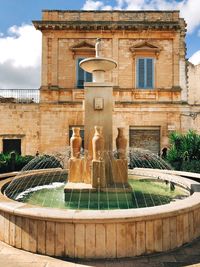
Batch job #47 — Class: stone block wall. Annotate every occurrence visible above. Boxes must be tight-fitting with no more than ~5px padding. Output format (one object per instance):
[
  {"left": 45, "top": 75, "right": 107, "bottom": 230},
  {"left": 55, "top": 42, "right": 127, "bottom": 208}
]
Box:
[
  {"left": 0, "top": 100, "right": 194, "bottom": 156},
  {"left": 0, "top": 104, "right": 40, "bottom": 155}
]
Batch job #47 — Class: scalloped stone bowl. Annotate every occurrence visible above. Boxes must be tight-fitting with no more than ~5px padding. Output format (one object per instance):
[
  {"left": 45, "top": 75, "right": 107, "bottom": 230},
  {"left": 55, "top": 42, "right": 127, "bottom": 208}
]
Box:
[{"left": 0, "top": 168, "right": 200, "bottom": 259}]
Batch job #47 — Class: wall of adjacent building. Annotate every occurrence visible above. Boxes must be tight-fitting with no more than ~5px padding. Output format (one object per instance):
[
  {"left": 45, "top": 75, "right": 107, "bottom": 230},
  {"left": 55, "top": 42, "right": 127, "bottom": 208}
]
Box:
[
  {"left": 188, "top": 63, "right": 200, "bottom": 104},
  {"left": 0, "top": 100, "right": 194, "bottom": 155},
  {"left": 0, "top": 104, "right": 40, "bottom": 155}
]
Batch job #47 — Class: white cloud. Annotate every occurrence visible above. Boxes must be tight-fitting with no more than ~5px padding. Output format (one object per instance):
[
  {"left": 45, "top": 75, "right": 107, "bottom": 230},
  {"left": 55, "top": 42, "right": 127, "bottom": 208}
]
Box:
[
  {"left": 115, "top": 0, "right": 125, "bottom": 9},
  {"left": 83, "top": 0, "right": 112, "bottom": 10},
  {"left": 0, "top": 24, "right": 42, "bottom": 89},
  {"left": 0, "top": 61, "right": 41, "bottom": 89},
  {"left": 82, "top": 0, "right": 102, "bottom": 10},
  {"left": 0, "top": 24, "right": 41, "bottom": 68},
  {"left": 178, "top": 0, "right": 200, "bottom": 34},
  {"left": 119, "top": 0, "right": 146, "bottom": 10},
  {"left": 189, "top": 51, "right": 200, "bottom": 65}
]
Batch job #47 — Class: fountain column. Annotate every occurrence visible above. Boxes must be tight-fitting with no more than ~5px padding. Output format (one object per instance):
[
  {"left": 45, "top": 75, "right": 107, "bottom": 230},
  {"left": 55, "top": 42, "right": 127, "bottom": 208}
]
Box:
[
  {"left": 65, "top": 39, "right": 132, "bottom": 204},
  {"left": 80, "top": 39, "right": 117, "bottom": 186},
  {"left": 84, "top": 81, "right": 114, "bottom": 184}
]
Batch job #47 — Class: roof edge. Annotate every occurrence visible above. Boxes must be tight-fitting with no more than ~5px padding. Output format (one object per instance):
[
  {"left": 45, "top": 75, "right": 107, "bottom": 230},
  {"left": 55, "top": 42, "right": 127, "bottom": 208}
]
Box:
[{"left": 41, "top": 9, "right": 180, "bottom": 13}]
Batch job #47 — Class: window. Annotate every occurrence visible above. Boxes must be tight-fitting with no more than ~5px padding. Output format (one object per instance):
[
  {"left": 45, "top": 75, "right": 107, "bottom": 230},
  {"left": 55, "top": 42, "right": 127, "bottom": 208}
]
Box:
[
  {"left": 69, "top": 126, "right": 84, "bottom": 148},
  {"left": 3, "top": 139, "right": 21, "bottom": 155},
  {"left": 137, "top": 58, "right": 154, "bottom": 89},
  {"left": 76, "top": 58, "right": 92, "bottom": 88}
]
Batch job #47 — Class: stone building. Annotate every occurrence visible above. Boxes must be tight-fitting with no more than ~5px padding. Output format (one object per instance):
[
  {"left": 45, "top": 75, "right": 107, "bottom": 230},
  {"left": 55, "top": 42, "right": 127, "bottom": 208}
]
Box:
[{"left": 0, "top": 10, "right": 199, "bottom": 156}]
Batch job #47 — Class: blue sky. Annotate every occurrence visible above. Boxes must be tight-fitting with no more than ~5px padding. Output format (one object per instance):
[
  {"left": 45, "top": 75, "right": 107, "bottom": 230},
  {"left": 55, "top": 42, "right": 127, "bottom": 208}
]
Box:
[{"left": 0, "top": 0, "right": 199, "bottom": 88}]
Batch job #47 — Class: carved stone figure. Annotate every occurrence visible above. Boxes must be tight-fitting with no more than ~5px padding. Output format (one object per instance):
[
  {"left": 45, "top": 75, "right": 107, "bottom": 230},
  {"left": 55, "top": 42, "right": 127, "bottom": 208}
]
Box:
[
  {"left": 92, "top": 126, "right": 104, "bottom": 160},
  {"left": 116, "top": 127, "right": 127, "bottom": 159},
  {"left": 70, "top": 127, "right": 82, "bottom": 158}
]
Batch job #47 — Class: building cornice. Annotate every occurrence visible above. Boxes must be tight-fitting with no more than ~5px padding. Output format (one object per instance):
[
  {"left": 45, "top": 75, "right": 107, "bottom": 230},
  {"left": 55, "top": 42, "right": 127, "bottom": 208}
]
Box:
[
  {"left": 41, "top": 10, "right": 180, "bottom": 13},
  {"left": 33, "top": 20, "right": 181, "bottom": 31}
]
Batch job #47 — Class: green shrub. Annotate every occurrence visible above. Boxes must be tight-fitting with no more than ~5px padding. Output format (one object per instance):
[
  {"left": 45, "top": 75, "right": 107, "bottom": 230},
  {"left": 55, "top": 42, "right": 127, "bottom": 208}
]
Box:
[
  {"left": 181, "top": 160, "right": 200, "bottom": 173},
  {"left": 0, "top": 153, "right": 34, "bottom": 173},
  {"left": 0, "top": 153, "right": 63, "bottom": 174},
  {"left": 14, "top": 155, "right": 34, "bottom": 171},
  {"left": 167, "top": 130, "right": 200, "bottom": 173},
  {"left": 0, "top": 153, "right": 9, "bottom": 173}
]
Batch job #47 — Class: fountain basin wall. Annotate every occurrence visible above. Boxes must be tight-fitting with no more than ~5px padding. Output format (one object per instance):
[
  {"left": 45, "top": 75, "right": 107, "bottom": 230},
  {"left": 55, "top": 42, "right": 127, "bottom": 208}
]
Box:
[{"left": 0, "top": 169, "right": 200, "bottom": 259}]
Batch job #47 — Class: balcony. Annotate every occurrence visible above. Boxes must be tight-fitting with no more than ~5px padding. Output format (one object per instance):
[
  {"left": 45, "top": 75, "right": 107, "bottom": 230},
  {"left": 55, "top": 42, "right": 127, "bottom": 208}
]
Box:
[{"left": 0, "top": 89, "right": 40, "bottom": 103}]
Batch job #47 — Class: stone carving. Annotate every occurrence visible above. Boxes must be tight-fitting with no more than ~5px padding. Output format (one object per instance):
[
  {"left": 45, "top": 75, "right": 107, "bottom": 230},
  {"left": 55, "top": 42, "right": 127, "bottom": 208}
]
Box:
[
  {"left": 70, "top": 127, "right": 82, "bottom": 158},
  {"left": 116, "top": 127, "right": 127, "bottom": 159},
  {"left": 92, "top": 126, "right": 104, "bottom": 161}
]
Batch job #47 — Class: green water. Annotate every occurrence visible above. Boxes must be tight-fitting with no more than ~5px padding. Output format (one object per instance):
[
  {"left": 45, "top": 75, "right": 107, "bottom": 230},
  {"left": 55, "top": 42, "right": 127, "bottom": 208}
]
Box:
[{"left": 16, "top": 179, "right": 189, "bottom": 210}]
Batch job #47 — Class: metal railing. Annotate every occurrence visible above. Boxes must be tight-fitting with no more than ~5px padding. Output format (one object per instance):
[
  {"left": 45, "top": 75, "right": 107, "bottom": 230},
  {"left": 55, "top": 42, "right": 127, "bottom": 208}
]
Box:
[{"left": 0, "top": 89, "right": 40, "bottom": 103}]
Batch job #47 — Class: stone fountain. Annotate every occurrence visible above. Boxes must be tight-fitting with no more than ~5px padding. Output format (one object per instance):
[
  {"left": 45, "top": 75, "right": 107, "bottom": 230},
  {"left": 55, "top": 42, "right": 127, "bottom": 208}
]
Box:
[
  {"left": 64, "top": 39, "right": 133, "bottom": 205},
  {"left": 0, "top": 41, "right": 198, "bottom": 260}
]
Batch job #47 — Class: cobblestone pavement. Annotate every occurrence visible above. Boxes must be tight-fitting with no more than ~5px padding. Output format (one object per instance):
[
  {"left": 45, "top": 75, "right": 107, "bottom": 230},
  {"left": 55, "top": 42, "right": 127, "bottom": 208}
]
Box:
[{"left": 1, "top": 237, "right": 200, "bottom": 267}]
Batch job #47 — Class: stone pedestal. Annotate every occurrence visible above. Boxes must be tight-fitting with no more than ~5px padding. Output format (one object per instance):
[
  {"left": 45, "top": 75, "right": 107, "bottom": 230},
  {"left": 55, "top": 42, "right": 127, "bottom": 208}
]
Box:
[
  {"left": 91, "top": 160, "right": 106, "bottom": 188},
  {"left": 84, "top": 82, "right": 113, "bottom": 183},
  {"left": 112, "top": 159, "right": 128, "bottom": 184},
  {"left": 68, "top": 158, "right": 83, "bottom": 183}
]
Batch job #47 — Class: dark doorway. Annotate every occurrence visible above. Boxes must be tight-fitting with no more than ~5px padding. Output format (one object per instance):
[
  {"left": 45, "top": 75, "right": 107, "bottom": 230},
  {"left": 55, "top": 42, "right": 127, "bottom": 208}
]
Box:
[{"left": 3, "top": 139, "right": 21, "bottom": 155}]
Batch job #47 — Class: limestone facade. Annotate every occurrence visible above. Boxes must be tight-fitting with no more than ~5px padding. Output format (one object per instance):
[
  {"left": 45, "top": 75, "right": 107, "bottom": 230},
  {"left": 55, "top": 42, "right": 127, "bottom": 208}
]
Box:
[
  {"left": 188, "top": 63, "right": 200, "bottom": 105},
  {"left": 0, "top": 10, "right": 199, "bottom": 156}
]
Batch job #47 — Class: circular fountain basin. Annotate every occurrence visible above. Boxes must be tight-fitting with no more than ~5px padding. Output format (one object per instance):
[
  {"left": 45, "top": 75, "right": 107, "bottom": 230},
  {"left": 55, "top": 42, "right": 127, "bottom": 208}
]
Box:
[
  {"left": 11, "top": 178, "right": 189, "bottom": 210},
  {"left": 79, "top": 57, "right": 117, "bottom": 73},
  {"left": 0, "top": 168, "right": 200, "bottom": 259}
]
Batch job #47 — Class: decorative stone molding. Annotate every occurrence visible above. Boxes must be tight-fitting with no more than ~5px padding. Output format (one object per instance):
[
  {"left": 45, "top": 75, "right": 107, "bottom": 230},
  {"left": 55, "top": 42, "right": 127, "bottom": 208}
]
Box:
[
  {"left": 33, "top": 20, "right": 181, "bottom": 32},
  {"left": 130, "top": 41, "right": 161, "bottom": 59},
  {"left": 0, "top": 134, "right": 25, "bottom": 138},
  {"left": 70, "top": 41, "right": 95, "bottom": 58}
]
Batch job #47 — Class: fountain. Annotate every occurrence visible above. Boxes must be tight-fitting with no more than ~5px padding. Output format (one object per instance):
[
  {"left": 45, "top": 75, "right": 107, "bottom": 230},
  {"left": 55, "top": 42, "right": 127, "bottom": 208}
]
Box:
[
  {"left": 64, "top": 38, "right": 133, "bottom": 207},
  {"left": 0, "top": 39, "right": 200, "bottom": 259}
]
